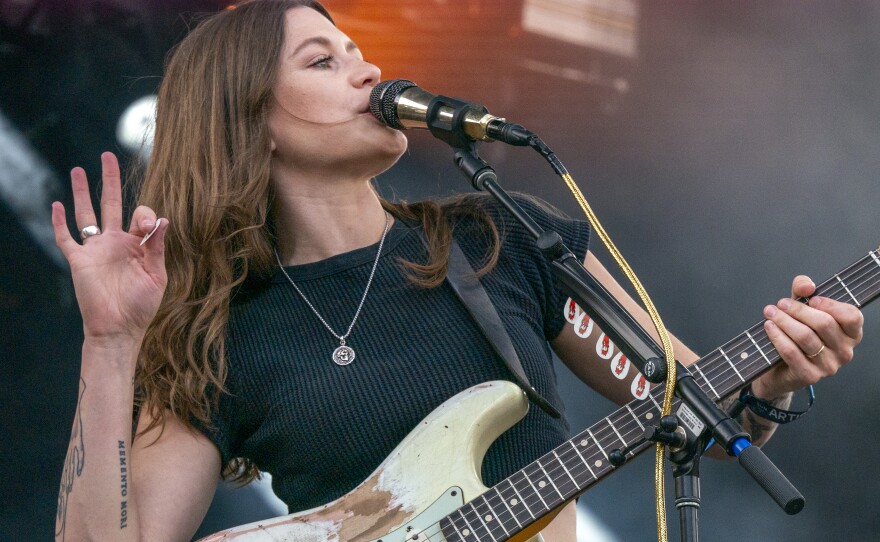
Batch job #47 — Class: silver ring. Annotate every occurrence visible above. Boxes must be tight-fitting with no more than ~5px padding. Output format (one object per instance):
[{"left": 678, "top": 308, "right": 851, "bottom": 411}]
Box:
[{"left": 80, "top": 225, "right": 102, "bottom": 239}]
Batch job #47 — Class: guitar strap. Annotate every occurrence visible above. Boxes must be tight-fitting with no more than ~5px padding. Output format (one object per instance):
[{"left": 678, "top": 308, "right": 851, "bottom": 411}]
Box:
[{"left": 418, "top": 229, "right": 562, "bottom": 419}]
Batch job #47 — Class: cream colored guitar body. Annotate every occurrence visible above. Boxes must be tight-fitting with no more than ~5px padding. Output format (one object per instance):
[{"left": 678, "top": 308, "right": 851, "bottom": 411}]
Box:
[{"left": 199, "top": 382, "right": 547, "bottom": 542}]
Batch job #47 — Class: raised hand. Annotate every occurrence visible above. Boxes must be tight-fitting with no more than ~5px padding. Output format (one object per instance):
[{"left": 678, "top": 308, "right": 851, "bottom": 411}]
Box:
[{"left": 52, "top": 152, "right": 170, "bottom": 347}]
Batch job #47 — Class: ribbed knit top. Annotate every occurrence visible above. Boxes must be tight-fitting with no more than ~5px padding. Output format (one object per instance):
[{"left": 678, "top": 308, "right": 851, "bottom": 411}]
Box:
[{"left": 196, "top": 194, "right": 590, "bottom": 512}]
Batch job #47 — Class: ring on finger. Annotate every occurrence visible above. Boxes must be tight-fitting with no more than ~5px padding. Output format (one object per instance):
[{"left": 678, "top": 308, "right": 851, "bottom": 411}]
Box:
[
  {"left": 806, "top": 343, "right": 825, "bottom": 358},
  {"left": 80, "top": 225, "right": 102, "bottom": 239}
]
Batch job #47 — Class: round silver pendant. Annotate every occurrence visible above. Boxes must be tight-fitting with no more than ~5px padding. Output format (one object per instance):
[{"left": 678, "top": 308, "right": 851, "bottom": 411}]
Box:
[{"left": 332, "top": 345, "right": 356, "bottom": 366}]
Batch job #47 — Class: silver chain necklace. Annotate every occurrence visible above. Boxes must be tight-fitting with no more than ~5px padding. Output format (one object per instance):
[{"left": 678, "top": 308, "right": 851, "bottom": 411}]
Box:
[{"left": 273, "top": 212, "right": 390, "bottom": 366}]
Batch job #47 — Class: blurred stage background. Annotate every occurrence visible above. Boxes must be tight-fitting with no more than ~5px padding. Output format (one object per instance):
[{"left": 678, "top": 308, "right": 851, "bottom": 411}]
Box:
[{"left": 2, "top": 0, "right": 879, "bottom": 540}]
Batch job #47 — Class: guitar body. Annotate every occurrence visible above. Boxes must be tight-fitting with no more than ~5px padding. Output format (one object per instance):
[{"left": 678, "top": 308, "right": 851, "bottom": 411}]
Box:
[{"left": 199, "top": 382, "right": 548, "bottom": 542}]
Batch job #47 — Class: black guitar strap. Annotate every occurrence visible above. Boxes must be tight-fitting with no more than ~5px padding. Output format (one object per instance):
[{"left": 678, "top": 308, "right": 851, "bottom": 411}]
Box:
[{"left": 418, "top": 229, "right": 562, "bottom": 419}]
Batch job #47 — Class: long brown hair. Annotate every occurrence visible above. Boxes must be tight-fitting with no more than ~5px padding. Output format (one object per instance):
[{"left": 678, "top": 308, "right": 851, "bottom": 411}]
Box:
[{"left": 135, "top": 0, "right": 500, "bottom": 483}]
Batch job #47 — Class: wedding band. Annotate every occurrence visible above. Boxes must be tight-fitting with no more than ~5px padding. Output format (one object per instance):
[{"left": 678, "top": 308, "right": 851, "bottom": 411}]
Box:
[
  {"left": 80, "top": 225, "right": 102, "bottom": 239},
  {"left": 806, "top": 343, "right": 825, "bottom": 358}
]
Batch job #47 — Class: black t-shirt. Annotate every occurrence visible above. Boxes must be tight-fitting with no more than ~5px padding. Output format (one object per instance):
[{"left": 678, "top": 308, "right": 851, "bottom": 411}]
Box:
[{"left": 196, "top": 194, "right": 590, "bottom": 512}]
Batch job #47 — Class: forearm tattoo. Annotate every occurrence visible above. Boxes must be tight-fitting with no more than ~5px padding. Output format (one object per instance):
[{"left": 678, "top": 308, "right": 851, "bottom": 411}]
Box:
[{"left": 56, "top": 378, "right": 86, "bottom": 542}]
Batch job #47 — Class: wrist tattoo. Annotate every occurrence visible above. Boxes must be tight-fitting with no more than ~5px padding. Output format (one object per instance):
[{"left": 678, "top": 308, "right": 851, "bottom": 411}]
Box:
[{"left": 119, "top": 440, "right": 128, "bottom": 529}]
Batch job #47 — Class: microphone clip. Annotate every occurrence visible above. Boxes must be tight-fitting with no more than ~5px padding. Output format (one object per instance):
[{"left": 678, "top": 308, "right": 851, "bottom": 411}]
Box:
[{"left": 426, "top": 95, "right": 489, "bottom": 150}]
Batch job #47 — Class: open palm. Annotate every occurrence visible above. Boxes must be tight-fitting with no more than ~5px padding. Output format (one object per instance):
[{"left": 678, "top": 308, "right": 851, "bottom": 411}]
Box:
[{"left": 52, "top": 152, "right": 169, "bottom": 342}]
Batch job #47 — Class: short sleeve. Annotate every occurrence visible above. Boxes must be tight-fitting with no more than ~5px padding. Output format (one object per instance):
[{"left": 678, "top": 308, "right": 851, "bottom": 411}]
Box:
[
  {"left": 474, "top": 192, "right": 591, "bottom": 340},
  {"left": 188, "top": 384, "right": 235, "bottom": 469}
]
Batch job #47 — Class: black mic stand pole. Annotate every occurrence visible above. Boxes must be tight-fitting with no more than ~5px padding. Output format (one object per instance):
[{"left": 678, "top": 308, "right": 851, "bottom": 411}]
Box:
[{"left": 439, "top": 130, "right": 804, "bottom": 541}]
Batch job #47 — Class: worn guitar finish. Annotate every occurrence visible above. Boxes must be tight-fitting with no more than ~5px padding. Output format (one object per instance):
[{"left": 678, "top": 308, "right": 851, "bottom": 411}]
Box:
[{"left": 201, "top": 249, "right": 880, "bottom": 542}]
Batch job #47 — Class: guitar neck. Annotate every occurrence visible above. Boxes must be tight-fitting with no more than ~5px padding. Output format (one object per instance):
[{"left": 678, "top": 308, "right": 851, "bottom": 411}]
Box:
[{"left": 437, "top": 249, "right": 880, "bottom": 542}]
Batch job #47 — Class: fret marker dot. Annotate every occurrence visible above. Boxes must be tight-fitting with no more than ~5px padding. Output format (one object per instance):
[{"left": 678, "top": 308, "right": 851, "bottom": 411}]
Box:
[
  {"left": 462, "top": 528, "right": 471, "bottom": 537},
  {"left": 538, "top": 480, "right": 547, "bottom": 488},
  {"left": 740, "top": 352, "right": 748, "bottom": 360},
  {"left": 594, "top": 460, "right": 603, "bottom": 468},
  {"left": 510, "top": 498, "right": 518, "bottom": 506},
  {"left": 580, "top": 439, "right": 589, "bottom": 447},
  {"left": 645, "top": 412, "right": 654, "bottom": 420},
  {"left": 485, "top": 514, "right": 493, "bottom": 522}
]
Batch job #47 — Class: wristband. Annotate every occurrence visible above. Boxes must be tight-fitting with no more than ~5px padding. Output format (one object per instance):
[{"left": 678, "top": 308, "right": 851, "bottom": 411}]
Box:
[{"left": 734, "top": 384, "right": 815, "bottom": 424}]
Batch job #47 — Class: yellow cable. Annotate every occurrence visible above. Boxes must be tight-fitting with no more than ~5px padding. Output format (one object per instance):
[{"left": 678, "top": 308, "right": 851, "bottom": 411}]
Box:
[{"left": 560, "top": 172, "right": 676, "bottom": 542}]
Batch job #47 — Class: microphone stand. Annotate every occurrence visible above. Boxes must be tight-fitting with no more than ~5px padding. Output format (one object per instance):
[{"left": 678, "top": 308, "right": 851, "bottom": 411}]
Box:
[{"left": 433, "top": 110, "right": 804, "bottom": 539}]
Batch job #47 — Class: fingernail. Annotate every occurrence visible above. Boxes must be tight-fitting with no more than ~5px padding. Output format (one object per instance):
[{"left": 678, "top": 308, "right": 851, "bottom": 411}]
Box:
[
  {"left": 141, "top": 219, "right": 156, "bottom": 229},
  {"left": 764, "top": 305, "right": 777, "bottom": 317},
  {"left": 778, "top": 298, "right": 792, "bottom": 310}
]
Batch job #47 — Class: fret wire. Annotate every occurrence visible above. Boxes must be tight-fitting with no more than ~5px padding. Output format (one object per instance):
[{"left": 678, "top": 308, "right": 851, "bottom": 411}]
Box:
[
  {"left": 692, "top": 363, "right": 720, "bottom": 399},
  {"left": 606, "top": 417, "right": 626, "bottom": 446},
  {"left": 472, "top": 491, "right": 510, "bottom": 537},
  {"left": 560, "top": 443, "right": 598, "bottom": 487},
  {"left": 449, "top": 511, "right": 468, "bottom": 541},
  {"left": 846, "top": 256, "right": 880, "bottom": 302},
  {"left": 717, "top": 347, "right": 745, "bottom": 383},
  {"left": 626, "top": 405, "right": 645, "bottom": 431},
  {"left": 469, "top": 498, "right": 501, "bottom": 542},
  {"left": 486, "top": 484, "right": 523, "bottom": 534},
  {"left": 537, "top": 460, "right": 566, "bottom": 500},
  {"left": 821, "top": 262, "right": 874, "bottom": 301},
  {"left": 522, "top": 466, "right": 550, "bottom": 510},
  {"left": 507, "top": 478, "right": 535, "bottom": 520},
  {"left": 523, "top": 448, "right": 584, "bottom": 501},
  {"left": 482, "top": 487, "right": 517, "bottom": 530},
  {"left": 544, "top": 444, "right": 588, "bottom": 489},
  {"left": 529, "top": 460, "right": 568, "bottom": 507},
  {"left": 700, "top": 340, "right": 756, "bottom": 396},
  {"left": 586, "top": 429, "right": 609, "bottom": 460},
  {"left": 493, "top": 485, "right": 522, "bottom": 530},
  {"left": 570, "top": 439, "right": 596, "bottom": 478},
  {"left": 833, "top": 273, "right": 860, "bottom": 306},
  {"left": 508, "top": 478, "right": 549, "bottom": 514},
  {"left": 459, "top": 508, "right": 486, "bottom": 542},
  {"left": 648, "top": 392, "right": 663, "bottom": 412},
  {"left": 497, "top": 481, "right": 540, "bottom": 533},
  {"left": 468, "top": 504, "right": 500, "bottom": 542},
  {"left": 825, "top": 252, "right": 876, "bottom": 288},
  {"left": 553, "top": 450, "right": 580, "bottom": 489},
  {"left": 746, "top": 331, "right": 772, "bottom": 366}
]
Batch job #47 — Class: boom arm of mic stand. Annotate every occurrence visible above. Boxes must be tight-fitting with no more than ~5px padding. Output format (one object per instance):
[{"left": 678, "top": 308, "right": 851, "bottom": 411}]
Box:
[{"left": 455, "top": 146, "right": 668, "bottom": 383}]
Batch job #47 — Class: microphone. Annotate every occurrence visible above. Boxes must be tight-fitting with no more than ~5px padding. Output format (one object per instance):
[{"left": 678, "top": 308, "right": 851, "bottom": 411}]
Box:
[{"left": 369, "top": 79, "right": 532, "bottom": 146}]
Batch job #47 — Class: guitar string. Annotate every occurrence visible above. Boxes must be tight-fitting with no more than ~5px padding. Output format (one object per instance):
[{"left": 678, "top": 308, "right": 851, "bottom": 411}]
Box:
[{"left": 416, "top": 253, "right": 880, "bottom": 542}]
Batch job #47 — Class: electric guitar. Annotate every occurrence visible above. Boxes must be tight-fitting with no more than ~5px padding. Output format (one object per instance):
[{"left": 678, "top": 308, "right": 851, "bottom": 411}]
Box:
[{"left": 199, "top": 248, "right": 880, "bottom": 542}]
